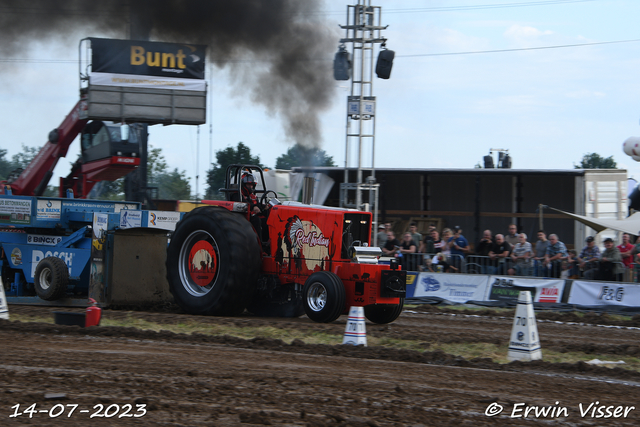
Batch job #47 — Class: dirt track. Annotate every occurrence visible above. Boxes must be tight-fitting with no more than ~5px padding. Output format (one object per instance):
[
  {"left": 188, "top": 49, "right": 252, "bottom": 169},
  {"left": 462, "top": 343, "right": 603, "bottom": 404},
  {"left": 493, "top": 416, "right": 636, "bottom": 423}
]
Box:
[{"left": 2, "top": 305, "right": 640, "bottom": 426}]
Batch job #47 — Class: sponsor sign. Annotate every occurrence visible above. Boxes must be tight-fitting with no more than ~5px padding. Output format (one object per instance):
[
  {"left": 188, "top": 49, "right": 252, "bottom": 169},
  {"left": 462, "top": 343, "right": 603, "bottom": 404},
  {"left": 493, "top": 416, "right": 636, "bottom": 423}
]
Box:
[
  {"left": 148, "top": 211, "right": 182, "bottom": 231},
  {"left": 114, "top": 203, "right": 139, "bottom": 212},
  {"left": 90, "top": 38, "right": 206, "bottom": 90},
  {"left": 232, "top": 202, "right": 248, "bottom": 213},
  {"left": 10, "top": 248, "right": 22, "bottom": 266},
  {"left": 30, "top": 250, "right": 75, "bottom": 278},
  {"left": 568, "top": 281, "right": 640, "bottom": 306},
  {"left": 488, "top": 276, "right": 565, "bottom": 303},
  {"left": 115, "top": 157, "right": 137, "bottom": 164},
  {"left": 36, "top": 199, "right": 61, "bottom": 220},
  {"left": 535, "top": 282, "right": 564, "bottom": 303},
  {"left": 91, "top": 73, "right": 206, "bottom": 91},
  {"left": 89, "top": 213, "right": 108, "bottom": 303},
  {"left": 412, "top": 273, "right": 489, "bottom": 303},
  {"left": 405, "top": 272, "right": 418, "bottom": 287},
  {"left": 0, "top": 198, "right": 31, "bottom": 225},
  {"left": 119, "top": 210, "right": 142, "bottom": 229},
  {"left": 27, "top": 234, "right": 63, "bottom": 246}
]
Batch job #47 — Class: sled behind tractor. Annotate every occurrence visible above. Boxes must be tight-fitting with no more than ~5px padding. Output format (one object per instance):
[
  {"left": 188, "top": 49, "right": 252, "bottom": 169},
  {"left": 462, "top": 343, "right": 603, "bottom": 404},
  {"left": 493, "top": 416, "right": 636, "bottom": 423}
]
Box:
[{"left": 165, "top": 164, "right": 406, "bottom": 324}]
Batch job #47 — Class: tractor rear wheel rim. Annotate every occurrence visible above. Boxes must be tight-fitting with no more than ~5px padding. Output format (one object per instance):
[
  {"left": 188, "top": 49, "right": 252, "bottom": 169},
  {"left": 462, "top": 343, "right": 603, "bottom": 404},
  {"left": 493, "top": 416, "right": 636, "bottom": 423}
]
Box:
[
  {"left": 178, "top": 230, "right": 220, "bottom": 297},
  {"left": 306, "top": 281, "right": 327, "bottom": 312}
]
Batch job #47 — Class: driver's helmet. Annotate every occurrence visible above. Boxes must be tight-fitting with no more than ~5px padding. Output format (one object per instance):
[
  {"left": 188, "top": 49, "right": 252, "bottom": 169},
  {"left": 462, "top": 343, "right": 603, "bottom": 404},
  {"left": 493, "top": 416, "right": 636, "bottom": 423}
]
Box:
[{"left": 241, "top": 172, "right": 257, "bottom": 195}]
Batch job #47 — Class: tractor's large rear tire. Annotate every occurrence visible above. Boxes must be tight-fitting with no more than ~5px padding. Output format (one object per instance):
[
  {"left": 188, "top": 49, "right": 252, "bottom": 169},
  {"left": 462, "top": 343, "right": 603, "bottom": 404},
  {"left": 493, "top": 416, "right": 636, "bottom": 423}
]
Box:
[
  {"left": 34, "top": 256, "right": 69, "bottom": 301},
  {"left": 166, "top": 207, "right": 261, "bottom": 316},
  {"left": 303, "top": 271, "right": 346, "bottom": 323},
  {"left": 364, "top": 298, "right": 405, "bottom": 324}
]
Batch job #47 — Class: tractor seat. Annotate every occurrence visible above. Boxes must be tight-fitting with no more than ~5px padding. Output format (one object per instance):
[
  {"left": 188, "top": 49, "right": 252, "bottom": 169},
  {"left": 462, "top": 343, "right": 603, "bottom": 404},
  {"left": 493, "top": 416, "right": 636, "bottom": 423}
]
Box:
[{"left": 223, "top": 184, "right": 239, "bottom": 202}]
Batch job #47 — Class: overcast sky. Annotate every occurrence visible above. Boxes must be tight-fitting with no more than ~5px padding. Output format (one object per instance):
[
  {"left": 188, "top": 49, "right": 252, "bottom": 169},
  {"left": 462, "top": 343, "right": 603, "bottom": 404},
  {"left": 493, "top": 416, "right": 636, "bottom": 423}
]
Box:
[{"left": 3, "top": 0, "right": 640, "bottom": 197}]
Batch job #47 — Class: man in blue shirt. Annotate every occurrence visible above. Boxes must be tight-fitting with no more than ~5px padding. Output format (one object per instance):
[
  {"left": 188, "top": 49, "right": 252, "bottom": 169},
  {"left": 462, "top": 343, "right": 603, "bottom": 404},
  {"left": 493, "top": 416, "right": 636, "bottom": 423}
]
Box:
[
  {"left": 544, "top": 233, "right": 568, "bottom": 278},
  {"left": 448, "top": 226, "right": 469, "bottom": 271},
  {"left": 578, "top": 236, "right": 600, "bottom": 279}
]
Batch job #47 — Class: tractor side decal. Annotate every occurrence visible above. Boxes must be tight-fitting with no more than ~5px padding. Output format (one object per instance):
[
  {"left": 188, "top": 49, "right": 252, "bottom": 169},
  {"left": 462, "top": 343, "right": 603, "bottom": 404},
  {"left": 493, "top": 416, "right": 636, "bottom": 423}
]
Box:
[{"left": 280, "top": 215, "right": 331, "bottom": 274}]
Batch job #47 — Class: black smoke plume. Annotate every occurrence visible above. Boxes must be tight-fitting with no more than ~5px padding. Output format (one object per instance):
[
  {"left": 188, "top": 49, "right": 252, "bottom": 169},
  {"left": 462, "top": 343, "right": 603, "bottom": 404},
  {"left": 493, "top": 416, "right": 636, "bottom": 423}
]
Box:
[{"left": 0, "top": 0, "right": 338, "bottom": 147}]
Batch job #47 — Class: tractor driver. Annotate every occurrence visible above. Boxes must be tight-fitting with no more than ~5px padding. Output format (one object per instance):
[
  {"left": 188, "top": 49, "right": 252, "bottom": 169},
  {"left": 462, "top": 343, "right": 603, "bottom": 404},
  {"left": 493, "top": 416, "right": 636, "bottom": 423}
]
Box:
[
  {"left": 241, "top": 172, "right": 270, "bottom": 248},
  {"left": 241, "top": 172, "right": 262, "bottom": 215}
]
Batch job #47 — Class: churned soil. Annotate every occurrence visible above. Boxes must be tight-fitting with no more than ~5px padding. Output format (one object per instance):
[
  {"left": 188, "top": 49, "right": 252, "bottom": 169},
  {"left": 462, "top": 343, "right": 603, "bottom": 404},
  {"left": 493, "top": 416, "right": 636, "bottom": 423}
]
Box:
[{"left": 2, "top": 305, "right": 640, "bottom": 426}]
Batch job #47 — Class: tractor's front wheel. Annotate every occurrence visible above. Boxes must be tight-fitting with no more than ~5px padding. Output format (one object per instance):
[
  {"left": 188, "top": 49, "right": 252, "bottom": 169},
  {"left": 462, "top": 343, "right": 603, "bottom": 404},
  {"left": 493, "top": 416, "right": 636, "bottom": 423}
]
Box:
[
  {"left": 364, "top": 299, "right": 405, "bottom": 324},
  {"left": 303, "top": 271, "right": 346, "bottom": 323},
  {"left": 166, "top": 207, "right": 261, "bottom": 316}
]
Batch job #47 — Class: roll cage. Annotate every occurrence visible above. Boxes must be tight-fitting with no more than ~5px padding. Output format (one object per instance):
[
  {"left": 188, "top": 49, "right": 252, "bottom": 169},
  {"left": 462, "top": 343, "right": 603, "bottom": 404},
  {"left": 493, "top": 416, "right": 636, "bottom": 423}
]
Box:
[{"left": 220, "top": 164, "right": 268, "bottom": 202}]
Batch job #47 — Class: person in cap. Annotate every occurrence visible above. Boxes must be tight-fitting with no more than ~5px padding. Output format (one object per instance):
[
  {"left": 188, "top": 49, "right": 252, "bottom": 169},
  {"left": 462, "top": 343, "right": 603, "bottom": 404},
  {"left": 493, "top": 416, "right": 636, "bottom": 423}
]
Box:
[
  {"left": 578, "top": 236, "right": 600, "bottom": 279},
  {"left": 599, "top": 237, "right": 624, "bottom": 281}
]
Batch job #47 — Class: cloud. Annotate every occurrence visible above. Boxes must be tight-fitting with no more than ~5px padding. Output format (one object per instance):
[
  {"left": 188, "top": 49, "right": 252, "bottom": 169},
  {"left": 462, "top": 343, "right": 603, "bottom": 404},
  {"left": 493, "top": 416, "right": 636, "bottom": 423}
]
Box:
[
  {"left": 565, "top": 90, "right": 606, "bottom": 99},
  {"left": 504, "top": 24, "right": 554, "bottom": 45}
]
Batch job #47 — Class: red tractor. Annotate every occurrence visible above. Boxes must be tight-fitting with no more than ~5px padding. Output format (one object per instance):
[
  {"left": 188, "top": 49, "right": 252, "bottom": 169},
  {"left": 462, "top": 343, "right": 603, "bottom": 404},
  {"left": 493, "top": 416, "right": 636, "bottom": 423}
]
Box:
[{"left": 165, "top": 165, "right": 406, "bottom": 323}]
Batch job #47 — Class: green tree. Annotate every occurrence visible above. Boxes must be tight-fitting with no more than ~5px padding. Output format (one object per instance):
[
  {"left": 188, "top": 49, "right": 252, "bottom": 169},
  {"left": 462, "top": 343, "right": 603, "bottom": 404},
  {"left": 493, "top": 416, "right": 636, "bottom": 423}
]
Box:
[
  {"left": 146, "top": 146, "right": 191, "bottom": 200},
  {"left": 89, "top": 145, "right": 190, "bottom": 201},
  {"left": 91, "top": 179, "right": 125, "bottom": 200},
  {"left": 275, "top": 144, "right": 336, "bottom": 169},
  {"left": 155, "top": 168, "right": 191, "bottom": 200},
  {"left": 205, "top": 142, "right": 264, "bottom": 199},
  {"left": 11, "top": 144, "right": 39, "bottom": 170},
  {"left": 147, "top": 145, "right": 169, "bottom": 183},
  {"left": 574, "top": 153, "right": 617, "bottom": 169},
  {"left": 0, "top": 145, "right": 39, "bottom": 182},
  {"left": 0, "top": 149, "right": 12, "bottom": 181}
]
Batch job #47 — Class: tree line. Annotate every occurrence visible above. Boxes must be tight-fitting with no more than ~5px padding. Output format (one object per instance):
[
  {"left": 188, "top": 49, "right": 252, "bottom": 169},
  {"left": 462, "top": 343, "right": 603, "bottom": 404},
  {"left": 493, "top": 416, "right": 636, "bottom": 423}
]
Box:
[
  {"left": 3, "top": 140, "right": 617, "bottom": 201},
  {"left": 0, "top": 142, "right": 335, "bottom": 201}
]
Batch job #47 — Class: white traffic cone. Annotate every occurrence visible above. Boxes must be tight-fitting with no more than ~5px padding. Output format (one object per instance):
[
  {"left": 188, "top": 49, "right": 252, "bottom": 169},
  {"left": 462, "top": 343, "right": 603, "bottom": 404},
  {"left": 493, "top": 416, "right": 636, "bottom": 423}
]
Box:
[
  {"left": 342, "top": 306, "right": 367, "bottom": 346},
  {"left": 0, "top": 277, "right": 9, "bottom": 320},
  {"left": 507, "top": 291, "right": 542, "bottom": 361}
]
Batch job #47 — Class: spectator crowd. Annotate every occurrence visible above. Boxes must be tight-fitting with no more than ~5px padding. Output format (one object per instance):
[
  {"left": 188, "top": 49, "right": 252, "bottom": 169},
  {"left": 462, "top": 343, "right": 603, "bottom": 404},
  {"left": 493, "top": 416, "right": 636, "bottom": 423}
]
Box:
[{"left": 376, "top": 221, "right": 636, "bottom": 282}]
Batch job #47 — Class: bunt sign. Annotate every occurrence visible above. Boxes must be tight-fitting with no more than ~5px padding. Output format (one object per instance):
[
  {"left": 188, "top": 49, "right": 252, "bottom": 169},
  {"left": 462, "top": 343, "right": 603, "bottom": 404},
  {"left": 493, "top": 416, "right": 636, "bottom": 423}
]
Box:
[
  {"left": 90, "top": 38, "right": 206, "bottom": 90},
  {"left": 84, "top": 37, "right": 207, "bottom": 125}
]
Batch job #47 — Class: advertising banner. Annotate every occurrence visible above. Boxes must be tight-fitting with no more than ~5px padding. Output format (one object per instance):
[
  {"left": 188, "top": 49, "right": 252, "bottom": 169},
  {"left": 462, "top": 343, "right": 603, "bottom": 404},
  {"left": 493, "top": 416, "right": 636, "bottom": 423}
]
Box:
[
  {"left": 90, "top": 38, "right": 206, "bottom": 90},
  {"left": 487, "top": 276, "right": 566, "bottom": 304},
  {"left": 568, "top": 281, "right": 640, "bottom": 307},
  {"left": 90, "top": 73, "right": 206, "bottom": 91},
  {"left": 89, "top": 213, "right": 108, "bottom": 303},
  {"left": 147, "top": 211, "right": 182, "bottom": 231},
  {"left": 412, "top": 272, "right": 489, "bottom": 303},
  {"left": 36, "top": 199, "right": 61, "bottom": 220},
  {"left": 119, "top": 210, "right": 142, "bottom": 229},
  {"left": 0, "top": 198, "right": 31, "bottom": 225}
]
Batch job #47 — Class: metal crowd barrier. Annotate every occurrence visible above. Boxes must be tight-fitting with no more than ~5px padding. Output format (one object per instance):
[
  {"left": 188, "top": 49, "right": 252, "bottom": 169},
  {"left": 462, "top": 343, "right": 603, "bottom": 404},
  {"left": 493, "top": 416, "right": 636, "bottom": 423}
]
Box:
[{"left": 404, "top": 252, "right": 627, "bottom": 282}]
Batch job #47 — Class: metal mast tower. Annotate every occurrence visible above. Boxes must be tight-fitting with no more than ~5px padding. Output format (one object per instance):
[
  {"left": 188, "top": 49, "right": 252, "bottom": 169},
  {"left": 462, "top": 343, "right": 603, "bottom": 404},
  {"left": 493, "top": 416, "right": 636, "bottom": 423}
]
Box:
[{"left": 338, "top": 1, "right": 387, "bottom": 234}]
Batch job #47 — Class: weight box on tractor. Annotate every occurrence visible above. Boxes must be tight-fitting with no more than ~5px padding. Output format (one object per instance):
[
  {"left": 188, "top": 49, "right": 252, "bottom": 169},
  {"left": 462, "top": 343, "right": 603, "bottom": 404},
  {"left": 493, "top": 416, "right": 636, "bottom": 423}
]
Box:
[{"left": 165, "top": 165, "right": 406, "bottom": 324}]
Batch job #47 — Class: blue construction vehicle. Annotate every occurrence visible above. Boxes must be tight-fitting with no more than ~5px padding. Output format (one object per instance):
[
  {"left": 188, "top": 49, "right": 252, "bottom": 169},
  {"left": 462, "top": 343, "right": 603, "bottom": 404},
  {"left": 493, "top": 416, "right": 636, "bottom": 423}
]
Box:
[{"left": 0, "top": 191, "right": 182, "bottom": 307}]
